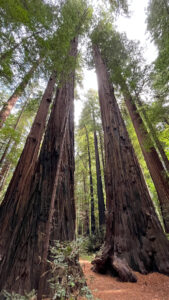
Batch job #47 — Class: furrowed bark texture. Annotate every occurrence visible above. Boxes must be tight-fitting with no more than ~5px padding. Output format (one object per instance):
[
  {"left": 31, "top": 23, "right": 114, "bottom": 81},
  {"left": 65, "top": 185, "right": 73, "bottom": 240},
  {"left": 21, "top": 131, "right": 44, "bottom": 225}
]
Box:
[
  {"left": 92, "top": 45, "right": 169, "bottom": 282},
  {"left": 51, "top": 100, "right": 75, "bottom": 242},
  {"left": 0, "top": 60, "right": 40, "bottom": 127},
  {"left": 125, "top": 96, "right": 169, "bottom": 233},
  {"left": 0, "top": 39, "right": 77, "bottom": 295},
  {"left": 0, "top": 72, "right": 56, "bottom": 274},
  {"left": 94, "top": 129, "right": 105, "bottom": 228},
  {"left": 85, "top": 125, "right": 96, "bottom": 234}
]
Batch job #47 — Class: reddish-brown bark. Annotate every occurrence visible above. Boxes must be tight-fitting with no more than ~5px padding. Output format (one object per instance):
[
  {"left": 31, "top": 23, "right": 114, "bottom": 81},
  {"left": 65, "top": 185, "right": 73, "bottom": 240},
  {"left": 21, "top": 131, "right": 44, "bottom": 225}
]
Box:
[
  {"left": 0, "top": 72, "right": 56, "bottom": 268},
  {"left": 98, "top": 129, "right": 105, "bottom": 172},
  {"left": 85, "top": 125, "right": 96, "bottom": 234},
  {"left": 0, "top": 38, "right": 77, "bottom": 296},
  {"left": 94, "top": 129, "right": 105, "bottom": 228},
  {"left": 82, "top": 171, "right": 90, "bottom": 235},
  {"left": 92, "top": 45, "right": 169, "bottom": 282},
  {"left": 0, "top": 60, "right": 40, "bottom": 127},
  {"left": 137, "top": 98, "right": 169, "bottom": 173},
  {"left": 125, "top": 96, "right": 169, "bottom": 233}
]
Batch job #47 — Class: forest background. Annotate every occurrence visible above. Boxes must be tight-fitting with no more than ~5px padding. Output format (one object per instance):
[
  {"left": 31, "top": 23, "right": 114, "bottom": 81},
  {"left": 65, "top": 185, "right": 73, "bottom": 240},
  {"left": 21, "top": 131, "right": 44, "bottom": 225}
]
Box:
[{"left": 0, "top": 0, "right": 169, "bottom": 298}]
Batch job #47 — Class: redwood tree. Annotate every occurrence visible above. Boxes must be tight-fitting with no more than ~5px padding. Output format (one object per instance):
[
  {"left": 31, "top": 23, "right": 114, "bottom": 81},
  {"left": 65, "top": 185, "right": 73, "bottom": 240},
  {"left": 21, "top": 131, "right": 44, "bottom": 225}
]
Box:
[
  {"left": 92, "top": 44, "right": 169, "bottom": 282},
  {"left": 85, "top": 125, "right": 96, "bottom": 234},
  {"left": 0, "top": 38, "right": 78, "bottom": 295},
  {"left": 93, "top": 122, "right": 105, "bottom": 229},
  {"left": 0, "top": 60, "right": 40, "bottom": 127},
  {"left": 124, "top": 94, "right": 169, "bottom": 232},
  {"left": 0, "top": 72, "right": 56, "bottom": 269},
  {"left": 136, "top": 98, "right": 169, "bottom": 173},
  {"left": 91, "top": 22, "right": 169, "bottom": 232}
]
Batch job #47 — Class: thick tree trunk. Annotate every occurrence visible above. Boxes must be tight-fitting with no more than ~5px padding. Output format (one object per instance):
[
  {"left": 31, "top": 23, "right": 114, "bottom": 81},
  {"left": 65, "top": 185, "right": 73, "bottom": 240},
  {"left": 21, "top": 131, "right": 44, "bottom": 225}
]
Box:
[
  {"left": 125, "top": 96, "right": 169, "bottom": 233},
  {"left": 51, "top": 100, "right": 76, "bottom": 242},
  {"left": 85, "top": 125, "right": 96, "bottom": 234},
  {"left": 94, "top": 129, "right": 105, "bottom": 228},
  {"left": 0, "top": 60, "right": 40, "bottom": 127},
  {"left": 137, "top": 98, "right": 169, "bottom": 173},
  {"left": 0, "top": 72, "right": 56, "bottom": 265},
  {"left": 92, "top": 45, "right": 169, "bottom": 282},
  {"left": 0, "top": 38, "right": 77, "bottom": 296}
]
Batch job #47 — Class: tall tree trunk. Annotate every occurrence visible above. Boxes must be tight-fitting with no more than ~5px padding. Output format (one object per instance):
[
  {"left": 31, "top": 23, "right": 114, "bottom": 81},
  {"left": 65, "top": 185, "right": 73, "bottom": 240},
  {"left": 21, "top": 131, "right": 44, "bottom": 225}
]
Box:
[
  {"left": 0, "top": 100, "right": 26, "bottom": 167},
  {"left": 0, "top": 72, "right": 56, "bottom": 263},
  {"left": 98, "top": 129, "right": 105, "bottom": 172},
  {"left": 0, "top": 38, "right": 77, "bottom": 296},
  {"left": 94, "top": 129, "right": 105, "bottom": 228},
  {"left": 0, "top": 60, "right": 40, "bottom": 127},
  {"left": 82, "top": 171, "right": 90, "bottom": 236},
  {"left": 51, "top": 100, "right": 76, "bottom": 242},
  {"left": 0, "top": 161, "right": 11, "bottom": 193},
  {"left": 124, "top": 95, "right": 169, "bottom": 233},
  {"left": 137, "top": 98, "right": 169, "bottom": 173},
  {"left": 92, "top": 45, "right": 169, "bottom": 282},
  {"left": 85, "top": 125, "right": 96, "bottom": 234}
]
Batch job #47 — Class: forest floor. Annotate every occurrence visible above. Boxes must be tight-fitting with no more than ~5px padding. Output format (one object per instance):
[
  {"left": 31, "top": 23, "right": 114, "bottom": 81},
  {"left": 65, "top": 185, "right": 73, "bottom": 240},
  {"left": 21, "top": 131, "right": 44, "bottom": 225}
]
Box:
[{"left": 80, "top": 259, "right": 169, "bottom": 300}]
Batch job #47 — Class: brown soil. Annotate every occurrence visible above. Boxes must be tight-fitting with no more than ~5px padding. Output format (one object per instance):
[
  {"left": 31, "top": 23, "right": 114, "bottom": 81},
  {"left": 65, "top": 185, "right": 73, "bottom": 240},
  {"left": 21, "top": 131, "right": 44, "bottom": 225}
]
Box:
[{"left": 80, "top": 259, "right": 169, "bottom": 300}]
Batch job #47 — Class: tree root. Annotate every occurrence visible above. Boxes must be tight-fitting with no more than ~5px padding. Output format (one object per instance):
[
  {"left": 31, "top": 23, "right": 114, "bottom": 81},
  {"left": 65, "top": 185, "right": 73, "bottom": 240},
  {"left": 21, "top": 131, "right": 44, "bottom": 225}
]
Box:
[{"left": 92, "top": 254, "right": 137, "bottom": 282}]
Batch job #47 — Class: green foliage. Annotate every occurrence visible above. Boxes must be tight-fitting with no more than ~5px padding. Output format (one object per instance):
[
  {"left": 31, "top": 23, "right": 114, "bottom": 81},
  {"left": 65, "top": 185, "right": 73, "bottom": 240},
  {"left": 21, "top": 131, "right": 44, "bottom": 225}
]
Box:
[
  {"left": 91, "top": 19, "right": 148, "bottom": 98},
  {"left": 109, "top": 0, "right": 129, "bottom": 15},
  {"left": 49, "top": 240, "right": 93, "bottom": 300},
  {"left": 0, "top": 0, "right": 92, "bottom": 87},
  {"left": 75, "top": 90, "right": 105, "bottom": 235},
  {"left": 80, "top": 231, "right": 105, "bottom": 254},
  {"left": 147, "top": 0, "right": 169, "bottom": 96},
  {"left": 1, "top": 289, "right": 36, "bottom": 300}
]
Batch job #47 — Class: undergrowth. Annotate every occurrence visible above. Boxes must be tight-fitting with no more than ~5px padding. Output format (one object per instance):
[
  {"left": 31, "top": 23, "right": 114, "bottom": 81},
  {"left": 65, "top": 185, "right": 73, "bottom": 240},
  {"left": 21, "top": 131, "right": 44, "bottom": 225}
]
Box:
[{"left": 1, "top": 240, "right": 93, "bottom": 300}]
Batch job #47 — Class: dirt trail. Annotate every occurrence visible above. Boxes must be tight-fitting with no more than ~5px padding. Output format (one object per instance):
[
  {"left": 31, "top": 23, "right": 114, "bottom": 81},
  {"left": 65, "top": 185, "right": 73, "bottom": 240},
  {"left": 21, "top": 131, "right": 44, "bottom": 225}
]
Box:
[{"left": 80, "top": 259, "right": 169, "bottom": 300}]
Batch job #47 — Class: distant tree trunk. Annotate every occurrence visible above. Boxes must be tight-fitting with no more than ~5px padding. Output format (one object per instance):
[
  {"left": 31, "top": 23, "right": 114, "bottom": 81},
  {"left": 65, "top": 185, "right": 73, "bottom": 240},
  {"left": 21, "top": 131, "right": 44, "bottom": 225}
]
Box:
[
  {"left": 82, "top": 171, "right": 90, "bottom": 235},
  {"left": 0, "top": 100, "right": 26, "bottom": 167},
  {"left": 0, "top": 38, "right": 78, "bottom": 296},
  {"left": 0, "top": 140, "right": 11, "bottom": 167},
  {"left": 92, "top": 45, "right": 169, "bottom": 282},
  {"left": 0, "top": 72, "right": 56, "bottom": 262},
  {"left": 137, "top": 98, "right": 169, "bottom": 173},
  {"left": 124, "top": 95, "right": 169, "bottom": 233},
  {"left": 0, "top": 60, "right": 40, "bottom": 127},
  {"left": 94, "top": 129, "right": 105, "bottom": 228},
  {"left": 85, "top": 125, "right": 96, "bottom": 234},
  {"left": 0, "top": 161, "right": 11, "bottom": 193},
  {"left": 98, "top": 129, "right": 105, "bottom": 172}
]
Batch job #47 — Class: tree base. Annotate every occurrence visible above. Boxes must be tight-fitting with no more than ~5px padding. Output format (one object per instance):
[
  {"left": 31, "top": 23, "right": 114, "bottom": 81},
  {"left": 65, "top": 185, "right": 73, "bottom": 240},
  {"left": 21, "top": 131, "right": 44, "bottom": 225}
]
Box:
[{"left": 92, "top": 254, "right": 137, "bottom": 282}]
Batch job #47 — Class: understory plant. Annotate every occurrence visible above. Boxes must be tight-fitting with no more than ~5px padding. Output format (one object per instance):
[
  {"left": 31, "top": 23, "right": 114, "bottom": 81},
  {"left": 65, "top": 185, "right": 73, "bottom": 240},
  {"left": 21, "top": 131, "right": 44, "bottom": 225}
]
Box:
[{"left": 48, "top": 240, "right": 93, "bottom": 300}]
